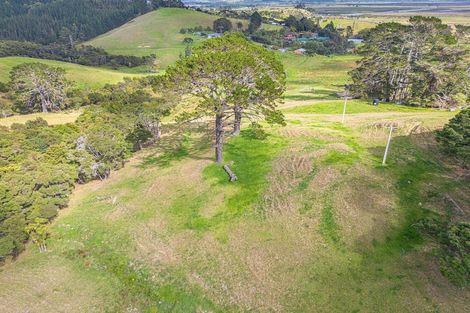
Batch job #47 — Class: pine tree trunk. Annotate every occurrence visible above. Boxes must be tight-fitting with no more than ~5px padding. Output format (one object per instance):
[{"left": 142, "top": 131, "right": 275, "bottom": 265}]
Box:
[
  {"left": 151, "top": 120, "right": 161, "bottom": 141},
  {"left": 39, "top": 94, "right": 48, "bottom": 113},
  {"left": 155, "top": 121, "right": 161, "bottom": 140},
  {"left": 38, "top": 90, "right": 49, "bottom": 113},
  {"left": 68, "top": 34, "right": 74, "bottom": 49},
  {"left": 233, "top": 107, "right": 242, "bottom": 135},
  {"left": 215, "top": 114, "right": 224, "bottom": 163}
]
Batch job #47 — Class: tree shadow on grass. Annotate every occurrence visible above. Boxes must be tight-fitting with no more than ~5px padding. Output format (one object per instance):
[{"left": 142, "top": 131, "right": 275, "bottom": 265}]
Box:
[
  {"left": 137, "top": 122, "right": 213, "bottom": 169},
  {"left": 358, "top": 130, "right": 459, "bottom": 258},
  {"left": 349, "top": 130, "right": 470, "bottom": 302}
]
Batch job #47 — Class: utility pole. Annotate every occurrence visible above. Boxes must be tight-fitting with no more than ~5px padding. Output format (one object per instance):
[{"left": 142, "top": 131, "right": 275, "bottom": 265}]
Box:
[
  {"left": 341, "top": 95, "right": 348, "bottom": 123},
  {"left": 382, "top": 126, "right": 397, "bottom": 166}
]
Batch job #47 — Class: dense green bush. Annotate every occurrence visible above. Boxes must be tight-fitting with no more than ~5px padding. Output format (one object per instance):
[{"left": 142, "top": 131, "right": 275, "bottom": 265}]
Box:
[
  {"left": 418, "top": 217, "right": 470, "bottom": 287},
  {"left": 0, "top": 40, "right": 156, "bottom": 69},
  {"left": 180, "top": 26, "right": 212, "bottom": 34},
  {"left": 0, "top": 77, "right": 171, "bottom": 261},
  {"left": 0, "top": 82, "right": 8, "bottom": 93},
  {"left": 241, "top": 123, "right": 268, "bottom": 140},
  {"left": 213, "top": 18, "right": 233, "bottom": 33},
  {"left": 0, "top": 120, "right": 78, "bottom": 258},
  {"left": 349, "top": 17, "right": 469, "bottom": 107},
  {"left": 436, "top": 108, "right": 470, "bottom": 168}
]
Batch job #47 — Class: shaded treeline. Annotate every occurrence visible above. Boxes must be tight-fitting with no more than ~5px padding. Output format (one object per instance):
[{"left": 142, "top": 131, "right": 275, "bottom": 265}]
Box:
[{"left": 0, "top": 0, "right": 184, "bottom": 44}]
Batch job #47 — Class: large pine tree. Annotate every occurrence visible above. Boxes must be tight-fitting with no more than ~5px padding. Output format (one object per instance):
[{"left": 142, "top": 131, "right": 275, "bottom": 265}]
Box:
[{"left": 349, "top": 17, "right": 469, "bottom": 108}]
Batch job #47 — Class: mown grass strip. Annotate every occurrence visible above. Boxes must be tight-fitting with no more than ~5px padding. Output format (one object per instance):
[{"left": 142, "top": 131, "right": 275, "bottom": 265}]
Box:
[{"left": 283, "top": 99, "right": 435, "bottom": 114}]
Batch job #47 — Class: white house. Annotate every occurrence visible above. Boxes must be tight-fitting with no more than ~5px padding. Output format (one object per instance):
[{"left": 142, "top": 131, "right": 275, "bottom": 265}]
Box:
[{"left": 207, "top": 33, "right": 222, "bottom": 39}]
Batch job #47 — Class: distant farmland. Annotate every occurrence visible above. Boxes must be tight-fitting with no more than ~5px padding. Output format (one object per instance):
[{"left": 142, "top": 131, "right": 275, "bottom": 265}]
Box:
[{"left": 87, "top": 8, "right": 280, "bottom": 68}]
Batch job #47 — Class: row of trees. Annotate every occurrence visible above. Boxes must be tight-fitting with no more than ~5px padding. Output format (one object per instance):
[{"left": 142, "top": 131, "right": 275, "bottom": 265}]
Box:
[
  {"left": 0, "top": 0, "right": 184, "bottom": 44},
  {"left": 212, "top": 12, "right": 262, "bottom": 35},
  {"left": 180, "top": 11, "right": 261, "bottom": 36},
  {"left": 304, "top": 22, "right": 353, "bottom": 55},
  {"left": 0, "top": 41, "right": 156, "bottom": 69},
  {"left": 284, "top": 15, "right": 319, "bottom": 33},
  {"left": 348, "top": 17, "right": 469, "bottom": 108},
  {"left": 437, "top": 108, "right": 470, "bottom": 168}
]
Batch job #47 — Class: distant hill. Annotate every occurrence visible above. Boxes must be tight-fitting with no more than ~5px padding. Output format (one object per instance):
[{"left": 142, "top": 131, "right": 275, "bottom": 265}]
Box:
[
  {"left": 87, "top": 8, "right": 279, "bottom": 68},
  {"left": 0, "top": 0, "right": 184, "bottom": 44},
  {"left": 0, "top": 57, "right": 147, "bottom": 89}
]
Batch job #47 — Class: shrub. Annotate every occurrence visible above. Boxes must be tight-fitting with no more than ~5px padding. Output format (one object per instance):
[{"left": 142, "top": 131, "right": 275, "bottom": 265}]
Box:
[
  {"left": 418, "top": 218, "right": 470, "bottom": 287},
  {"left": 436, "top": 108, "right": 470, "bottom": 168},
  {"left": 0, "top": 82, "right": 8, "bottom": 93},
  {"left": 241, "top": 123, "right": 268, "bottom": 140},
  {"left": 183, "top": 37, "right": 193, "bottom": 44},
  {"left": 213, "top": 18, "right": 233, "bottom": 33}
]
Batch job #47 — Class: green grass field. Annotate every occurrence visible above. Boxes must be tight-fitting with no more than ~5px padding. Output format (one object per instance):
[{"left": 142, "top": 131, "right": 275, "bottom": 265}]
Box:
[
  {"left": 87, "top": 8, "right": 279, "bottom": 69},
  {"left": 1, "top": 48, "right": 467, "bottom": 312},
  {"left": 320, "top": 17, "right": 378, "bottom": 32},
  {"left": 0, "top": 57, "right": 147, "bottom": 89},
  {"left": 282, "top": 99, "right": 434, "bottom": 114},
  {"left": 280, "top": 53, "right": 359, "bottom": 101},
  {"left": 0, "top": 9, "right": 469, "bottom": 312},
  {"left": 0, "top": 111, "right": 82, "bottom": 127},
  {"left": 1, "top": 107, "right": 467, "bottom": 312}
]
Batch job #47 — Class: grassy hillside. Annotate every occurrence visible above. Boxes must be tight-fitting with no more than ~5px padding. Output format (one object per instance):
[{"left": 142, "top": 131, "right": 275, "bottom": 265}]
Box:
[
  {"left": 318, "top": 15, "right": 470, "bottom": 31},
  {"left": 0, "top": 57, "right": 147, "bottom": 89},
  {"left": 87, "top": 8, "right": 278, "bottom": 68},
  {"left": 0, "top": 107, "right": 467, "bottom": 312},
  {"left": 280, "top": 53, "right": 359, "bottom": 101},
  {"left": 0, "top": 111, "right": 82, "bottom": 127},
  {"left": 1, "top": 13, "right": 468, "bottom": 310},
  {"left": 0, "top": 53, "right": 357, "bottom": 126},
  {"left": 320, "top": 17, "right": 378, "bottom": 32}
]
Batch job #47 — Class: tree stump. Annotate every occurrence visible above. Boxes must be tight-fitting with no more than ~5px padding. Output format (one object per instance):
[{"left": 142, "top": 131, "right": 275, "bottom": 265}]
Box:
[{"left": 223, "top": 161, "right": 238, "bottom": 182}]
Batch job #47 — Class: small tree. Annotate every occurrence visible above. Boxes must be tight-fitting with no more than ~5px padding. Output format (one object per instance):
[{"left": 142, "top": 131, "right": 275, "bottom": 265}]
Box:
[
  {"left": 436, "top": 108, "right": 470, "bottom": 168},
  {"left": 183, "top": 37, "right": 193, "bottom": 44},
  {"left": 146, "top": 54, "right": 158, "bottom": 73},
  {"left": 248, "top": 12, "right": 263, "bottom": 34},
  {"left": 213, "top": 18, "right": 233, "bottom": 33},
  {"left": 284, "top": 15, "right": 299, "bottom": 30},
  {"left": 164, "top": 33, "right": 285, "bottom": 163},
  {"left": 10, "top": 63, "right": 71, "bottom": 113},
  {"left": 25, "top": 218, "right": 49, "bottom": 253},
  {"left": 0, "top": 98, "right": 13, "bottom": 118},
  {"left": 0, "top": 82, "right": 8, "bottom": 92},
  {"left": 80, "top": 123, "right": 130, "bottom": 179}
]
